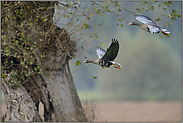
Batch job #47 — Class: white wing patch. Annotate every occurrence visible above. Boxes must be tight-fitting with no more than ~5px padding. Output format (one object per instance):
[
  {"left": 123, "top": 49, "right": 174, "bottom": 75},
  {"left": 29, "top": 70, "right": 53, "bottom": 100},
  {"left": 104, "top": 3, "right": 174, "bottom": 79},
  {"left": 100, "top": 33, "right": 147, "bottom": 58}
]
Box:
[
  {"left": 135, "top": 15, "right": 156, "bottom": 25},
  {"left": 147, "top": 25, "right": 161, "bottom": 34},
  {"left": 148, "top": 25, "right": 170, "bottom": 34},
  {"left": 96, "top": 46, "right": 106, "bottom": 59}
]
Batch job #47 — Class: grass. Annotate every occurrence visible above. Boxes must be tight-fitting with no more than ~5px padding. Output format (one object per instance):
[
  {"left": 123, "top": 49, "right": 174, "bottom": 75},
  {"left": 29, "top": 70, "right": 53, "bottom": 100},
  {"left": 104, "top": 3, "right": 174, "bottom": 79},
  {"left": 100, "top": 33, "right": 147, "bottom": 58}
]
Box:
[{"left": 81, "top": 95, "right": 97, "bottom": 122}]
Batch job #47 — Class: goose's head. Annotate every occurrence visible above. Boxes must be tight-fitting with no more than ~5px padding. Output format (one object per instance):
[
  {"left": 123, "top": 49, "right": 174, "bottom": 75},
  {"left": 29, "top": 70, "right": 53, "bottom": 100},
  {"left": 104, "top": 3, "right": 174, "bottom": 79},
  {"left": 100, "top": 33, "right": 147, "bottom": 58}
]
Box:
[
  {"left": 83, "top": 59, "right": 89, "bottom": 63},
  {"left": 128, "top": 21, "right": 137, "bottom": 25}
]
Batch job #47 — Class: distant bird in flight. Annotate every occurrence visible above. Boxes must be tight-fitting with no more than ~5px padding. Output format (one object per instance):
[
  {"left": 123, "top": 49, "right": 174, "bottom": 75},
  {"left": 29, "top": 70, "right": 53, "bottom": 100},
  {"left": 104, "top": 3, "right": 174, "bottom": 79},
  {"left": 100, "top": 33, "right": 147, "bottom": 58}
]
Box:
[
  {"left": 83, "top": 38, "right": 122, "bottom": 69},
  {"left": 128, "top": 15, "right": 170, "bottom": 36}
]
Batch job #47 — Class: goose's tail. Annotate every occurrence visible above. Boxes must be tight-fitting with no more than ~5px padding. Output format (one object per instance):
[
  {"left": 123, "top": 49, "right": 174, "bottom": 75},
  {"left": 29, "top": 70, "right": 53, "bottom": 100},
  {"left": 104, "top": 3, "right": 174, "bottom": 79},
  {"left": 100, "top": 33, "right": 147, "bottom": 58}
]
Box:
[{"left": 161, "top": 28, "right": 170, "bottom": 36}]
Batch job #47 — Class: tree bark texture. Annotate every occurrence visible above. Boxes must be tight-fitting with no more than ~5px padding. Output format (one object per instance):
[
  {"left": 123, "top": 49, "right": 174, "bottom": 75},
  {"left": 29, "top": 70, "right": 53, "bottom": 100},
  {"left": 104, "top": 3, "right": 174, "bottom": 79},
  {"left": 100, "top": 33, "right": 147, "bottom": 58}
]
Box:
[
  {"left": 41, "top": 62, "right": 86, "bottom": 121},
  {"left": 1, "top": 79, "right": 41, "bottom": 122}
]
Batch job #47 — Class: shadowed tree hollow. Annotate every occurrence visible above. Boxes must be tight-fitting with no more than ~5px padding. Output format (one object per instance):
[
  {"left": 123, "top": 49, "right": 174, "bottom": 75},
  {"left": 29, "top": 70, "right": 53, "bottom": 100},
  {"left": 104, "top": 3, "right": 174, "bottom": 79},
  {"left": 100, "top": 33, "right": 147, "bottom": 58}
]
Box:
[{"left": 1, "top": 1, "right": 181, "bottom": 122}]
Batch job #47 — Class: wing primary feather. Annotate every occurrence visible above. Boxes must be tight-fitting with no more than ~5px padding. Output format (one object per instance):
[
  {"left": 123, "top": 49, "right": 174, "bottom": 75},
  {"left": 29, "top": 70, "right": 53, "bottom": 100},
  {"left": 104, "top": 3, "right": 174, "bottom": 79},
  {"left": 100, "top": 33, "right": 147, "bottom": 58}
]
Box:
[
  {"left": 96, "top": 46, "right": 106, "bottom": 59},
  {"left": 101, "top": 38, "right": 119, "bottom": 61},
  {"left": 134, "top": 15, "right": 156, "bottom": 25}
]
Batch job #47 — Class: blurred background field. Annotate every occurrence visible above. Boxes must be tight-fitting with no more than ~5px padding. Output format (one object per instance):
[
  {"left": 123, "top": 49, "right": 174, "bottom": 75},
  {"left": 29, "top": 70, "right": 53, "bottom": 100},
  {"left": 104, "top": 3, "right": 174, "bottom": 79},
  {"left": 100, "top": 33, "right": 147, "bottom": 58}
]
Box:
[{"left": 1, "top": 1, "right": 182, "bottom": 122}]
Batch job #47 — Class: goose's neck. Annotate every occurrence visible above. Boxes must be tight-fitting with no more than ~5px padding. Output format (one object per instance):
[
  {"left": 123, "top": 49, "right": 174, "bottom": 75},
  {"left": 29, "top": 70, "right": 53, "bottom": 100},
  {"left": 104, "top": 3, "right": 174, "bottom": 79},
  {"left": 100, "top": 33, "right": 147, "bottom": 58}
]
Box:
[
  {"left": 85, "top": 59, "right": 99, "bottom": 64},
  {"left": 133, "top": 22, "right": 143, "bottom": 27},
  {"left": 87, "top": 60, "right": 96, "bottom": 63}
]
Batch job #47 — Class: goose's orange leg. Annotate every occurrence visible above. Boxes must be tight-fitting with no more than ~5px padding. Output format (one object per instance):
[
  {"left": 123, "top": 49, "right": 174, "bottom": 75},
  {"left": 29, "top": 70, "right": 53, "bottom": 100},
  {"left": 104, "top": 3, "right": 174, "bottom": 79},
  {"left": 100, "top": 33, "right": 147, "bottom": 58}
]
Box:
[
  {"left": 161, "top": 31, "right": 168, "bottom": 36},
  {"left": 113, "top": 63, "right": 121, "bottom": 69}
]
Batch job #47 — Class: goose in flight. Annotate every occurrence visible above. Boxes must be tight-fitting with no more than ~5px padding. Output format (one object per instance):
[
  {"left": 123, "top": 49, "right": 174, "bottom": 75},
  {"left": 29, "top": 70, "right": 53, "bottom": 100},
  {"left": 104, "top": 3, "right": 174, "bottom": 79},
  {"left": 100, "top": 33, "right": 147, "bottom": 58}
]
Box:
[
  {"left": 83, "top": 38, "right": 122, "bottom": 69},
  {"left": 128, "top": 15, "right": 170, "bottom": 36}
]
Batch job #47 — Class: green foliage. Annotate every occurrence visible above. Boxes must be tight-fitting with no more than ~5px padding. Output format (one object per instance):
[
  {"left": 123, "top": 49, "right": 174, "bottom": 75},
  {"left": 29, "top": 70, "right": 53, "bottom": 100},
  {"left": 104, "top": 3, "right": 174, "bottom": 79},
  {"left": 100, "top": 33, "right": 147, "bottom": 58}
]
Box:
[
  {"left": 84, "top": 23, "right": 90, "bottom": 29},
  {"left": 76, "top": 60, "right": 81, "bottom": 66},
  {"left": 93, "top": 76, "right": 97, "bottom": 79},
  {"left": 169, "top": 9, "right": 181, "bottom": 20},
  {"left": 164, "top": 1, "right": 172, "bottom": 7},
  {"left": 1, "top": 1, "right": 50, "bottom": 87}
]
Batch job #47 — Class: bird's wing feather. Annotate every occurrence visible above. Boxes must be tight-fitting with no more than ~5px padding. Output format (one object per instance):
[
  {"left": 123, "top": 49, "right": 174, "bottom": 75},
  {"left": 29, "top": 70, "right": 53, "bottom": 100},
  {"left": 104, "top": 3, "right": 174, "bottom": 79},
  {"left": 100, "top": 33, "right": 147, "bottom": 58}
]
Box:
[
  {"left": 96, "top": 46, "right": 106, "bottom": 59},
  {"left": 135, "top": 15, "right": 156, "bottom": 25},
  {"left": 101, "top": 38, "right": 119, "bottom": 61},
  {"left": 147, "top": 25, "right": 161, "bottom": 34}
]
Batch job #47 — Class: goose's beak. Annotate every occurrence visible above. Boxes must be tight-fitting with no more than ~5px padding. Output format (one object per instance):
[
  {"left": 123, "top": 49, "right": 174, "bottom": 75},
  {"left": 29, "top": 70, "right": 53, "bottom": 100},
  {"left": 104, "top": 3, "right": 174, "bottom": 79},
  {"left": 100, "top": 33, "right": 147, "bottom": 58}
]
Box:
[
  {"left": 113, "top": 63, "right": 121, "bottom": 69},
  {"left": 128, "top": 22, "right": 132, "bottom": 25}
]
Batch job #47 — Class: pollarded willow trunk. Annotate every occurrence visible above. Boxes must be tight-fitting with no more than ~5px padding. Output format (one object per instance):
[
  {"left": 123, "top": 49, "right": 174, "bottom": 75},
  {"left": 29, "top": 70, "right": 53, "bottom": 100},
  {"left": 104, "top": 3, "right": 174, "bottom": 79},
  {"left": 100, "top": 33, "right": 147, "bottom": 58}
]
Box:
[
  {"left": 1, "top": 1, "right": 87, "bottom": 122},
  {"left": 41, "top": 62, "right": 86, "bottom": 121},
  {"left": 2, "top": 61, "right": 86, "bottom": 122}
]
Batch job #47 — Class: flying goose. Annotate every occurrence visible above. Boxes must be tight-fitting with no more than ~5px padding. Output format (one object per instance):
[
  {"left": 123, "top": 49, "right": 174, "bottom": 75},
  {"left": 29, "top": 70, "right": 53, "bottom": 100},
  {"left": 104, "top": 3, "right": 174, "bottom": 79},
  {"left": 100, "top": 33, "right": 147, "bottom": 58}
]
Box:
[
  {"left": 83, "top": 38, "right": 122, "bottom": 69},
  {"left": 128, "top": 15, "right": 170, "bottom": 36}
]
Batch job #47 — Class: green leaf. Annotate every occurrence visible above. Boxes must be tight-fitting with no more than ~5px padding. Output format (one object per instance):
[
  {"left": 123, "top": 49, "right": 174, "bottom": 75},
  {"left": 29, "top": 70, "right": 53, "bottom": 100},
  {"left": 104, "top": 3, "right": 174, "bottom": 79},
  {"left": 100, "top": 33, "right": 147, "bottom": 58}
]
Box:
[
  {"left": 44, "top": 19, "right": 47, "bottom": 22},
  {"left": 81, "top": 26, "right": 84, "bottom": 30},
  {"left": 93, "top": 76, "right": 97, "bottom": 79},
  {"left": 76, "top": 60, "right": 81, "bottom": 66},
  {"left": 118, "top": 18, "right": 123, "bottom": 21},
  {"left": 167, "top": 22, "right": 171, "bottom": 27},
  {"left": 172, "top": 9, "right": 177, "bottom": 13},
  {"left": 100, "top": 43, "right": 104, "bottom": 46},
  {"left": 84, "top": 23, "right": 89, "bottom": 29},
  {"left": 38, "top": 71, "right": 43, "bottom": 74}
]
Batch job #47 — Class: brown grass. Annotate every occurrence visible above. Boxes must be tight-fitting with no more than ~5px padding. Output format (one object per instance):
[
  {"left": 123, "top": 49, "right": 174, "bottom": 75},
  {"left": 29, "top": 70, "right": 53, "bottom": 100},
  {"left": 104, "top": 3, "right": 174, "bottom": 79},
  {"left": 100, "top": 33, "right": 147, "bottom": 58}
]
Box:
[
  {"left": 1, "top": 101, "right": 182, "bottom": 122},
  {"left": 93, "top": 101, "right": 182, "bottom": 122}
]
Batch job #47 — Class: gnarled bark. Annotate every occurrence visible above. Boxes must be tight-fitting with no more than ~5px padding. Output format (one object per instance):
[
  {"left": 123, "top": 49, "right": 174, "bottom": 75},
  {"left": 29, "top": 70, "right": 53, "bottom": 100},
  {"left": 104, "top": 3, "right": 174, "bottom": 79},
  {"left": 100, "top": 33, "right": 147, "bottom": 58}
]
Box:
[{"left": 1, "top": 79, "right": 41, "bottom": 122}]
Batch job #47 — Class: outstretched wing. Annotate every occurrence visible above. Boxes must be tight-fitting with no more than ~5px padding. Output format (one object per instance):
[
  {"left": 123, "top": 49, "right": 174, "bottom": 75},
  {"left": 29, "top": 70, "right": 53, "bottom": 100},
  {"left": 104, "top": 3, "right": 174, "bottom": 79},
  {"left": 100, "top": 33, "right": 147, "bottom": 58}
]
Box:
[
  {"left": 101, "top": 38, "right": 119, "bottom": 61},
  {"left": 96, "top": 46, "right": 106, "bottom": 59},
  {"left": 135, "top": 15, "right": 156, "bottom": 25}
]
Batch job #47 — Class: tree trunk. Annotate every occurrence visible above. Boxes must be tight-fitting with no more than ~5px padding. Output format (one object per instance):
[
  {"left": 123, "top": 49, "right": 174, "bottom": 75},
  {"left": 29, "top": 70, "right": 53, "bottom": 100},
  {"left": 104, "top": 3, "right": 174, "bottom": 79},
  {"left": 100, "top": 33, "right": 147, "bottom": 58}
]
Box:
[
  {"left": 41, "top": 61, "right": 86, "bottom": 121},
  {"left": 1, "top": 79, "right": 42, "bottom": 122},
  {"left": 1, "top": 61, "right": 87, "bottom": 122},
  {"left": 1, "top": 1, "right": 87, "bottom": 122}
]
